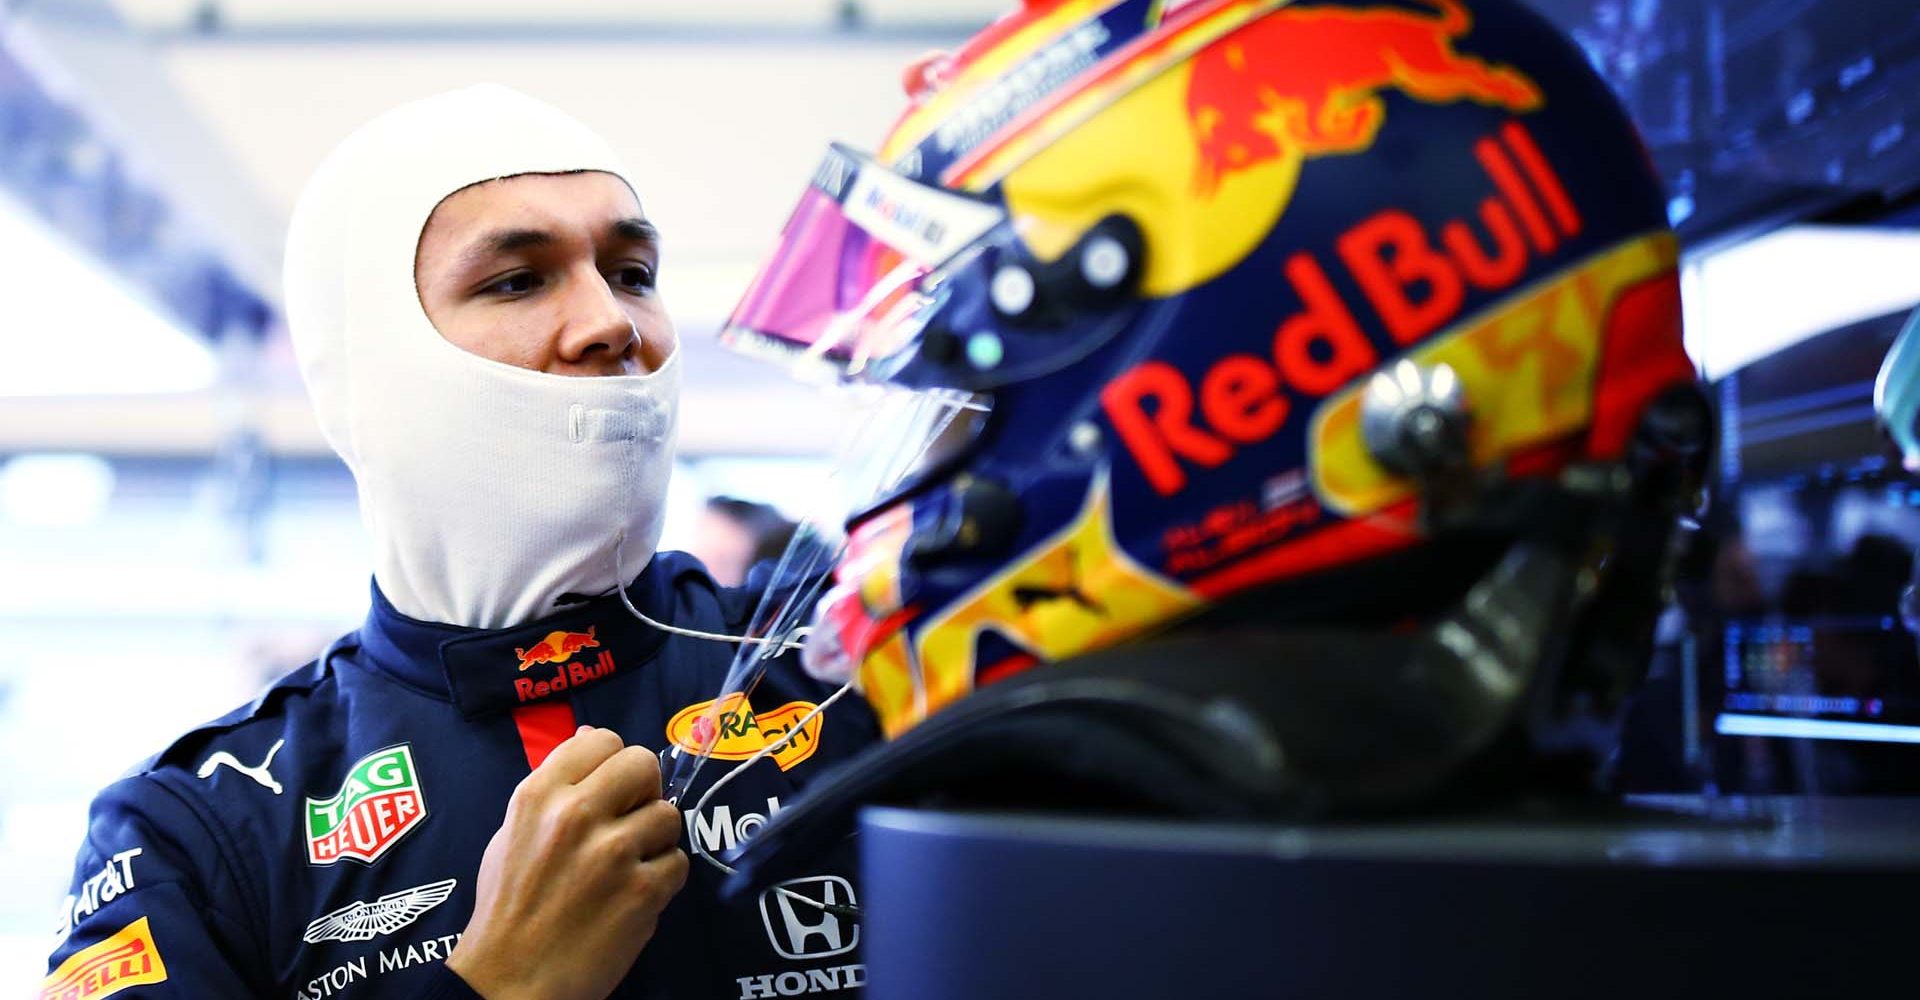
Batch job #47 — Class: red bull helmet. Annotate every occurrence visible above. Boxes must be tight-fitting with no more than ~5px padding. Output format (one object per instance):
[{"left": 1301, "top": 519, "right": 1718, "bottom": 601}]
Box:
[{"left": 686, "top": 0, "right": 1710, "bottom": 809}]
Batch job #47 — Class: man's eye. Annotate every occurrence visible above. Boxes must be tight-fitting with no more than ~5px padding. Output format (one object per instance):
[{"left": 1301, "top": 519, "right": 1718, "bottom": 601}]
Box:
[
  {"left": 612, "top": 264, "right": 657, "bottom": 293},
  {"left": 486, "top": 272, "right": 541, "bottom": 295}
]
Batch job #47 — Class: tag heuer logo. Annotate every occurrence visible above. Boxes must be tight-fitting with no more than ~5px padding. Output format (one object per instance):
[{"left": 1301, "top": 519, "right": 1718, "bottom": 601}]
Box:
[
  {"left": 302, "top": 878, "right": 457, "bottom": 944},
  {"left": 305, "top": 745, "right": 427, "bottom": 865}
]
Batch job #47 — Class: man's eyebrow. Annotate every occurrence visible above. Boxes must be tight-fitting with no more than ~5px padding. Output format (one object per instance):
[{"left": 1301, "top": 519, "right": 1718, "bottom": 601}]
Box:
[
  {"left": 612, "top": 218, "right": 659, "bottom": 245},
  {"left": 457, "top": 228, "right": 555, "bottom": 269},
  {"left": 450, "top": 219, "right": 656, "bottom": 272}
]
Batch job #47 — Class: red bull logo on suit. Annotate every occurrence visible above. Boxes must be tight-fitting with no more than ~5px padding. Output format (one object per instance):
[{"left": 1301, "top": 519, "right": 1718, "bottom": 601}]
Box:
[{"left": 514, "top": 627, "right": 599, "bottom": 671}]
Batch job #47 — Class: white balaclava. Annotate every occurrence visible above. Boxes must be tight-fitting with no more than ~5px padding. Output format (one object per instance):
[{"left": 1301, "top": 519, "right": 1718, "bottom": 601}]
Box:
[{"left": 284, "top": 85, "right": 679, "bottom": 629}]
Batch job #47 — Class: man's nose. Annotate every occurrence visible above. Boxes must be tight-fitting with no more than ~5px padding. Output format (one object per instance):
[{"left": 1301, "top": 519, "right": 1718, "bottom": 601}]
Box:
[{"left": 554, "top": 270, "right": 643, "bottom": 375}]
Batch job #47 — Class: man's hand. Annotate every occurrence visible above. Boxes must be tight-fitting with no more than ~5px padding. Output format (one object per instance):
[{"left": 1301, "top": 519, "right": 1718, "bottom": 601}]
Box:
[{"left": 447, "top": 727, "right": 688, "bottom": 1000}]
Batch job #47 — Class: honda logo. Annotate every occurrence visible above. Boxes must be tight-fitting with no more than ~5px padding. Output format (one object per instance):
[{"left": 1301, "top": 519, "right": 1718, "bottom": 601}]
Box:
[{"left": 758, "top": 875, "right": 859, "bottom": 960}]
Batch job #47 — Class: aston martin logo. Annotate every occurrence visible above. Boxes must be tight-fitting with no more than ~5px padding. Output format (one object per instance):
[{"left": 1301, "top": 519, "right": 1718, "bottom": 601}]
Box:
[{"left": 301, "top": 878, "right": 457, "bottom": 944}]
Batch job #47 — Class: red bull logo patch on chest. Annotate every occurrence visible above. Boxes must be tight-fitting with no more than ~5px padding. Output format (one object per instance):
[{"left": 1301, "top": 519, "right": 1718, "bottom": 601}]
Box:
[
  {"left": 511, "top": 627, "right": 616, "bottom": 704},
  {"left": 515, "top": 627, "right": 598, "bottom": 671},
  {"left": 440, "top": 619, "right": 629, "bottom": 718}
]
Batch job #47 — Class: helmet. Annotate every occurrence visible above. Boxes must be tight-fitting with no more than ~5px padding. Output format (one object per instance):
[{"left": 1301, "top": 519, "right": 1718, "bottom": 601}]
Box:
[{"left": 713, "top": 0, "right": 1708, "bottom": 800}]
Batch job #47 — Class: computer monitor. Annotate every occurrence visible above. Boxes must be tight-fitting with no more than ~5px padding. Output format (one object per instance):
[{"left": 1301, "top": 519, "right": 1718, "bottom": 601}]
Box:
[
  {"left": 1527, "top": 0, "right": 1920, "bottom": 245},
  {"left": 1702, "top": 307, "right": 1920, "bottom": 791}
]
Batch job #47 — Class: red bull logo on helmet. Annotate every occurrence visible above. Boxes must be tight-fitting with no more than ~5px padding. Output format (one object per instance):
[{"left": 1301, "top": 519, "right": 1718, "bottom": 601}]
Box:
[
  {"left": 983, "top": 0, "right": 1547, "bottom": 303},
  {"left": 1103, "top": 120, "right": 1582, "bottom": 496},
  {"left": 1185, "top": 0, "right": 1540, "bottom": 194}
]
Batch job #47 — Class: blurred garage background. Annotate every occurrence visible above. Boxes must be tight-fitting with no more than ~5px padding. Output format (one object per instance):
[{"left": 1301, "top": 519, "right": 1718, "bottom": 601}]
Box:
[
  {"left": 5, "top": 0, "right": 1920, "bottom": 990},
  {"left": 0, "top": 1, "right": 1000, "bottom": 986}
]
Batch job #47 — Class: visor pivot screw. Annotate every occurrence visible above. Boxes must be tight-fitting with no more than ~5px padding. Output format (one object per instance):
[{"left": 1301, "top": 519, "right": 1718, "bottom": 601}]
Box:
[
  {"left": 966, "top": 332, "right": 1005, "bottom": 371},
  {"left": 1079, "top": 234, "right": 1131, "bottom": 291},
  {"left": 990, "top": 264, "right": 1037, "bottom": 318},
  {"left": 1068, "top": 421, "right": 1103, "bottom": 457},
  {"left": 1361, "top": 360, "right": 1470, "bottom": 477}
]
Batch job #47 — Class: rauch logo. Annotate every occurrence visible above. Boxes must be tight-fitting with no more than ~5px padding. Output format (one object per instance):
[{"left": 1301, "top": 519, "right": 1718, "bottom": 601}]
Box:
[
  {"left": 306, "top": 745, "right": 428, "bottom": 866},
  {"left": 665, "top": 694, "right": 822, "bottom": 772}
]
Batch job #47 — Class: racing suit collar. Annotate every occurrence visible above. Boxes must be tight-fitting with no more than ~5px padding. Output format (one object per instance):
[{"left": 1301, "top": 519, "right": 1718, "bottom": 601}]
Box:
[{"left": 357, "top": 561, "right": 674, "bottom": 719}]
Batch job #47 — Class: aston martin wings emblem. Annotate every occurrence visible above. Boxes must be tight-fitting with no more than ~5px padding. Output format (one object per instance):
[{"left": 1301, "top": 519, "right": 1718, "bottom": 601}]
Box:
[{"left": 302, "top": 878, "right": 457, "bottom": 944}]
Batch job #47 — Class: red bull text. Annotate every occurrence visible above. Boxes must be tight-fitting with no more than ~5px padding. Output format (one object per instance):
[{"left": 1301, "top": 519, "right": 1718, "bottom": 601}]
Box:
[
  {"left": 1103, "top": 121, "right": 1581, "bottom": 495},
  {"left": 514, "top": 650, "right": 616, "bottom": 704}
]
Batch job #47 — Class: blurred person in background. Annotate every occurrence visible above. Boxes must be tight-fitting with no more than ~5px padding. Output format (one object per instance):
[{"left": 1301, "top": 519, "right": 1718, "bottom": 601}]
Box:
[
  {"left": 687, "top": 497, "right": 798, "bottom": 587},
  {"left": 41, "top": 85, "right": 877, "bottom": 1000}
]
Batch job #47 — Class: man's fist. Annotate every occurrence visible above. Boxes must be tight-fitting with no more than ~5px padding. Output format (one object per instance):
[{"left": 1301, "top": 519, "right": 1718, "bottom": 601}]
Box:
[{"left": 446, "top": 727, "right": 689, "bottom": 1000}]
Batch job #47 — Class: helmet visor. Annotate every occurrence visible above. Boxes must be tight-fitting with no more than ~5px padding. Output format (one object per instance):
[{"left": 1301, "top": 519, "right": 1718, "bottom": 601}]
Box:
[
  {"left": 664, "top": 150, "right": 1004, "bottom": 809},
  {"left": 723, "top": 144, "right": 1005, "bottom": 382}
]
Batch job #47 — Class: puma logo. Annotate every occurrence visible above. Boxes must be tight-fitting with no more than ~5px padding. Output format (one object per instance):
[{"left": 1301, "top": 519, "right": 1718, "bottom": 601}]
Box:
[
  {"left": 1011, "top": 583, "right": 1104, "bottom": 614},
  {"left": 1012, "top": 546, "right": 1106, "bottom": 615},
  {"left": 197, "top": 738, "right": 285, "bottom": 795}
]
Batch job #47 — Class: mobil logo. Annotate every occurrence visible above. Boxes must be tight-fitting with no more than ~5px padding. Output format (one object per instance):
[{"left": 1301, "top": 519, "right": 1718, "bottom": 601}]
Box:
[{"left": 685, "top": 794, "right": 784, "bottom": 855}]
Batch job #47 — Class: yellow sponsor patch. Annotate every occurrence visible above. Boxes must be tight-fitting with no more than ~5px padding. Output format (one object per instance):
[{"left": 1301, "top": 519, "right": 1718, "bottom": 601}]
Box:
[
  {"left": 40, "top": 916, "right": 167, "bottom": 1000},
  {"left": 666, "top": 694, "right": 822, "bottom": 771}
]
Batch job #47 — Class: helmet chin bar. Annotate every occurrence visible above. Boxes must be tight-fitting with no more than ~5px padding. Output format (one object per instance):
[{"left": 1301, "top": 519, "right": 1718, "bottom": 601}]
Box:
[
  {"left": 718, "top": 530, "right": 1600, "bottom": 896},
  {"left": 718, "top": 384, "right": 1712, "bottom": 896},
  {"left": 1522, "top": 383, "right": 1714, "bottom": 761}
]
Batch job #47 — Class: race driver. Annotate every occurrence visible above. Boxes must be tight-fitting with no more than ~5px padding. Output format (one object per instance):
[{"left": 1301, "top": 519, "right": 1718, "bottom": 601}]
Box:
[{"left": 42, "top": 85, "right": 877, "bottom": 1000}]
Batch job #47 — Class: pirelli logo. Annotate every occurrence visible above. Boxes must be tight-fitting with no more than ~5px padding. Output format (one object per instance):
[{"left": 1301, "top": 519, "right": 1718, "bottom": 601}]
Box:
[{"left": 39, "top": 916, "right": 168, "bottom": 1000}]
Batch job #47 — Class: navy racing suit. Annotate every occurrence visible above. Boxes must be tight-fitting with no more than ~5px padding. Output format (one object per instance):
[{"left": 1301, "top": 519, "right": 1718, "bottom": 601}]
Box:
[{"left": 41, "top": 552, "right": 879, "bottom": 1000}]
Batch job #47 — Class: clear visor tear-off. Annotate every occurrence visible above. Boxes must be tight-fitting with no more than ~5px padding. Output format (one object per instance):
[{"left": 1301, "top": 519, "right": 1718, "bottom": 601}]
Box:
[
  {"left": 654, "top": 384, "right": 988, "bottom": 806},
  {"left": 640, "top": 146, "right": 1005, "bottom": 907}
]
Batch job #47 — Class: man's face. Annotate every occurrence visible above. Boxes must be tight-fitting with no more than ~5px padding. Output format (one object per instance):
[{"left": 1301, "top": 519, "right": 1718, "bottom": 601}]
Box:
[{"left": 414, "top": 171, "right": 675, "bottom": 376}]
